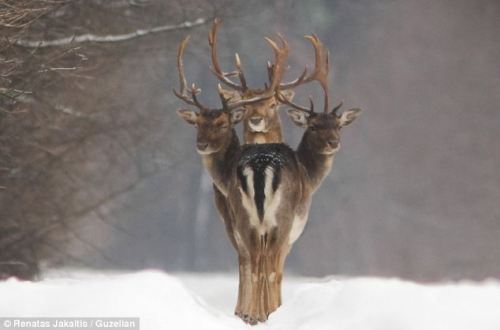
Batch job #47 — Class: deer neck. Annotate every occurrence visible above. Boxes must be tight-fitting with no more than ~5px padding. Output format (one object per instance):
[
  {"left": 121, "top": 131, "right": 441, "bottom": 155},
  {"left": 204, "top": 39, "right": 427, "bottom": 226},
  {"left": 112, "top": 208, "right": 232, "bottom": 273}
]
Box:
[
  {"left": 296, "top": 131, "right": 335, "bottom": 192},
  {"left": 201, "top": 129, "right": 240, "bottom": 196},
  {"left": 243, "top": 116, "right": 283, "bottom": 144}
]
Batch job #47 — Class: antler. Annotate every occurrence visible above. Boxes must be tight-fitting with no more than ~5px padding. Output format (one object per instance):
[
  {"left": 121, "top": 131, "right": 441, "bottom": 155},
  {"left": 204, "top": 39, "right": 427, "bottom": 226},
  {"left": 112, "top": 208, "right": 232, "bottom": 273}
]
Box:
[
  {"left": 208, "top": 18, "right": 247, "bottom": 91},
  {"left": 208, "top": 18, "right": 290, "bottom": 107},
  {"left": 173, "top": 36, "right": 209, "bottom": 112},
  {"left": 278, "top": 34, "right": 331, "bottom": 113},
  {"left": 277, "top": 92, "right": 315, "bottom": 114},
  {"left": 174, "top": 19, "right": 291, "bottom": 113},
  {"left": 174, "top": 31, "right": 288, "bottom": 113},
  {"left": 221, "top": 34, "right": 289, "bottom": 110}
]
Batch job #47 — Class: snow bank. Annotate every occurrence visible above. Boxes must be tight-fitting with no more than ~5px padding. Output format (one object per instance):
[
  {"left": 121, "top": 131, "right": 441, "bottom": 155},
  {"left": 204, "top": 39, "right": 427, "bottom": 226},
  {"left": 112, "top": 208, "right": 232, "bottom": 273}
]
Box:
[{"left": 1, "top": 270, "right": 500, "bottom": 330}]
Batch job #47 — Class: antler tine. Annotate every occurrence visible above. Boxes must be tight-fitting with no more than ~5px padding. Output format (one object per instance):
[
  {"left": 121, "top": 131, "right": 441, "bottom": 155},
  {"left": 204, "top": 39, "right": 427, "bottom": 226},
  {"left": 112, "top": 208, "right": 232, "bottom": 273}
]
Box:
[
  {"left": 189, "top": 83, "right": 206, "bottom": 109},
  {"left": 266, "top": 61, "right": 274, "bottom": 83},
  {"left": 276, "top": 33, "right": 290, "bottom": 56},
  {"left": 173, "top": 36, "right": 209, "bottom": 112},
  {"left": 208, "top": 18, "right": 246, "bottom": 91},
  {"left": 322, "top": 49, "right": 330, "bottom": 113},
  {"left": 277, "top": 91, "right": 314, "bottom": 114},
  {"left": 280, "top": 66, "right": 308, "bottom": 88},
  {"left": 234, "top": 53, "right": 248, "bottom": 90},
  {"left": 331, "top": 100, "right": 343, "bottom": 116},
  {"left": 217, "top": 83, "right": 231, "bottom": 112},
  {"left": 173, "top": 36, "right": 189, "bottom": 99}
]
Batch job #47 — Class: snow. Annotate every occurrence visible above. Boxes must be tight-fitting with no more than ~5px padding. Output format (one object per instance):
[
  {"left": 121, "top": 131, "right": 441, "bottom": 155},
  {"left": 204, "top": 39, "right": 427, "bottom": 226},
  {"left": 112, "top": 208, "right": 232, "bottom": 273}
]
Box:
[{"left": 1, "top": 270, "right": 500, "bottom": 330}]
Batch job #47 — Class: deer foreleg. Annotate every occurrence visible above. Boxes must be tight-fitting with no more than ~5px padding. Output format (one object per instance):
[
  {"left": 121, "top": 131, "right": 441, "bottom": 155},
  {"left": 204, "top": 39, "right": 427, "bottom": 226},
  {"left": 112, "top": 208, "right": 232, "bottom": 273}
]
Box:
[
  {"left": 240, "top": 251, "right": 265, "bottom": 325},
  {"left": 244, "top": 235, "right": 283, "bottom": 323},
  {"left": 275, "top": 244, "right": 291, "bottom": 307},
  {"left": 262, "top": 251, "right": 280, "bottom": 316},
  {"left": 235, "top": 253, "right": 252, "bottom": 320}
]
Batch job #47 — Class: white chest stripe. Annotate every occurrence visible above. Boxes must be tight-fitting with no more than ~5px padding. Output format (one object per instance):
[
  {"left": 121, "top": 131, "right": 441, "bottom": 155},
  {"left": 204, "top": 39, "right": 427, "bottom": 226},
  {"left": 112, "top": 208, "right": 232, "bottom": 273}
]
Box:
[
  {"left": 263, "top": 166, "right": 280, "bottom": 228},
  {"left": 239, "top": 165, "right": 281, "bottom": 234},
  {"left": 239, "top": 167, "right": 259, "bottom": 227},
  {"left": 289, "top": 213, "right": 308, "bottom": 245}
]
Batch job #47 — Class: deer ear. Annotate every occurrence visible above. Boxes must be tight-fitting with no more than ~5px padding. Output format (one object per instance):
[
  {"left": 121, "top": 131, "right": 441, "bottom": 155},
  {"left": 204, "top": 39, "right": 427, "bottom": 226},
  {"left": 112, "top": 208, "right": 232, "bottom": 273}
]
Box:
[
  {"left": 287, "top": 109, "right": 309, "bottom": 127},
  {"left": 231, "top": 108, "right": 246, "bottom": 125},
  {"left": 176, "top": 109, "right": 198, "bottom": 125},
  {"left": 338, "top": 108, "right": 362, "bottom": 127},
  {"left": 219, "top": 86, "right": 241, "bottom": 102}
]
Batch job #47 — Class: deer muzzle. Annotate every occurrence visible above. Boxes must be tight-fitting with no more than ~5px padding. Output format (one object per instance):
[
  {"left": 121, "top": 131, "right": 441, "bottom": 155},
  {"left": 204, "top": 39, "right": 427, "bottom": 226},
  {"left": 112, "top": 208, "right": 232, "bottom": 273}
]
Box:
[
  {"left": 197, "top": 142, "right": 209, "bottom": 151},
  {"left": 248, "top": 116, "right": 266, "bottom": 132}
]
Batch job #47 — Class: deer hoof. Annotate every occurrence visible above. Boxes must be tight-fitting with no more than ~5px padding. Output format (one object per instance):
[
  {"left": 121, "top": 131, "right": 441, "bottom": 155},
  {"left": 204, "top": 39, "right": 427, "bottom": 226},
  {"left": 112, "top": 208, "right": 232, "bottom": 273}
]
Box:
[
  {"left": 246, "top": 316, "right": 259, "bottom": 325},
  {"left": 238, "top": 313, "right": 258, "bottom": 325}
]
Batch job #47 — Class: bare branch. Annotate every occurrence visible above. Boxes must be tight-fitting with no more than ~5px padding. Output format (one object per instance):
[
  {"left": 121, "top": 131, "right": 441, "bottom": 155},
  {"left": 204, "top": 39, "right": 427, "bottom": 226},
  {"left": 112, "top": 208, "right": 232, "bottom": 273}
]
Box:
[{"left": 13, "top": 17, "right": 209, "bottom": 48}]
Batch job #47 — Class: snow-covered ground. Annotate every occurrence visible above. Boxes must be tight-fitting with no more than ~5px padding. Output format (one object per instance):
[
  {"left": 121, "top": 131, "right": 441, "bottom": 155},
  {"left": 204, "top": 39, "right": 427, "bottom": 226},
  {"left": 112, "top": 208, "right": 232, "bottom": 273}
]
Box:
[{"left": 1, "top": 270, "right": 500, "bottom": 330}]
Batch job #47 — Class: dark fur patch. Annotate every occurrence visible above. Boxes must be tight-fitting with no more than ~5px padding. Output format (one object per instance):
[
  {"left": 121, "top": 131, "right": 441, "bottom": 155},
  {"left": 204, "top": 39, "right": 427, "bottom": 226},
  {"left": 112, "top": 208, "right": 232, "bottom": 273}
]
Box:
[
  {"left": 238, "top": 143, "right": 295, "bottom": 222},
  {"left": 254, "top": 169, "right": 266, "bottom": 221}
]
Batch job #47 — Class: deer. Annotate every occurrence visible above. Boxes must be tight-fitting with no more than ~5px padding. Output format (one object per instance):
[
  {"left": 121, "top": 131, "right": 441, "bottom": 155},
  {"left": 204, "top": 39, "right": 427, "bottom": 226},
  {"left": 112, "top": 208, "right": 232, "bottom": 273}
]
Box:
[{"left": 175, "top": 32, "right": 362, "bottom": 324}]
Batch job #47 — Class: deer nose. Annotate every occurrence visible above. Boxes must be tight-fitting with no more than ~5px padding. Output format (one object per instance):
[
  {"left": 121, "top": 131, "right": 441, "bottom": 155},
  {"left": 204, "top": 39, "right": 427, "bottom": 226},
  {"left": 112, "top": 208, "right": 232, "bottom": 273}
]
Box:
[
  {"left": 250, "top": 117, "right": 262, "bottom": 125},
  {"left": 327, "top": 140, "right": 339, "bottom": 149},
  {"left": 197, "top": 142, "right": 208, "bottom": 151}
]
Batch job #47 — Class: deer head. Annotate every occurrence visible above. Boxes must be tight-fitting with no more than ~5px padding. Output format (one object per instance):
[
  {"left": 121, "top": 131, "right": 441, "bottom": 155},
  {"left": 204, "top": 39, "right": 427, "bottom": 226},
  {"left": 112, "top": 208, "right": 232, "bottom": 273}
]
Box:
[
  {"left": 177, "top": 108, "right": 245, "bottom": 155},
  {"left": 208, "top": 19, "right": 294, "bottom": 138},
  {"left": 278, "top": 34, "right": 362, "bottom": 155},
  {"left": 173, "top": 37, "right": 241, "bottom": 154},
  {"left": 286, "top": 101, "right": 362, "bottom": 154}
]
